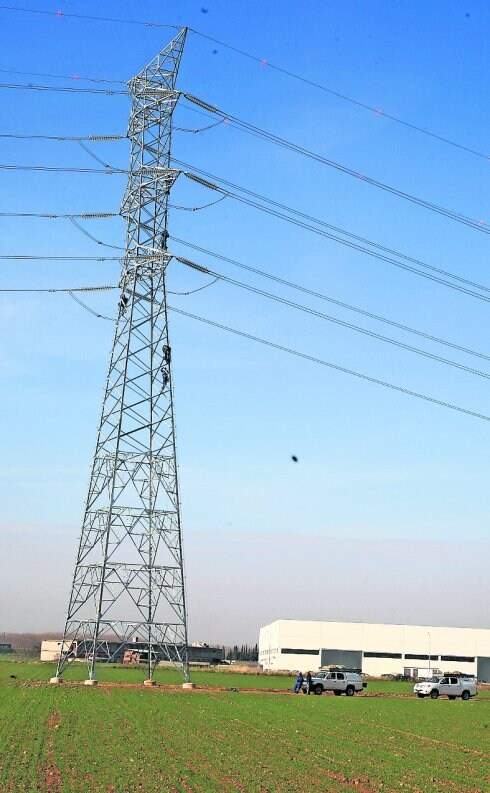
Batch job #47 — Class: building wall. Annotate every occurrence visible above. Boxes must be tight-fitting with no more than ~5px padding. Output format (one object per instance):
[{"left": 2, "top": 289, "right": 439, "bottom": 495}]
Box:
[
  {"left": 258, "top": 620, "right": 490, "bottom": 677},
  {"left": 40, "top": 640, "right": 71, "bottom": 662}
]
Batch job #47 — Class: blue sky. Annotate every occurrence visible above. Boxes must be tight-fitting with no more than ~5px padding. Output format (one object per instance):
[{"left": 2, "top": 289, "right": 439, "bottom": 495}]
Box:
[{"left": 1, "top": 1, "right": 489, "bottom": 641}]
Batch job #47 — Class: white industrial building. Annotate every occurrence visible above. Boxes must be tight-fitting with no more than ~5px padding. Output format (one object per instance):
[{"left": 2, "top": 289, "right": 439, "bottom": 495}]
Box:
[{"left": 259, "top": 620, "right": 490, "bottom": 680}]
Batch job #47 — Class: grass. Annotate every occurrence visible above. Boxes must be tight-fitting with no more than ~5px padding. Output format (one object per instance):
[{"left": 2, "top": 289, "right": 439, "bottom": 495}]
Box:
[{"left": 1, "top": 663, "right": 489, "bottom": 791}]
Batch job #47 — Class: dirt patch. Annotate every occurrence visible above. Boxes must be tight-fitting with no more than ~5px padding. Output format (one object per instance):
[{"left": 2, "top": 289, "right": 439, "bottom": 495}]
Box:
[
  {"left": 318, "top": 767, "right": 398, "bottom": 793},
  {"left": 42, "top": 709, "right": 63, "bottom": 792}
]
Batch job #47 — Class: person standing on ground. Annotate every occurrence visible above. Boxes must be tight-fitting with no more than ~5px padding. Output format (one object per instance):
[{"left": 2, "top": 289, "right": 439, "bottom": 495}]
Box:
[
  {"left": 304, "top": 671, "right": 312, "bottom": 695},
  {"left": 293, "top": 671, "right": 304, "bottom": 694}
]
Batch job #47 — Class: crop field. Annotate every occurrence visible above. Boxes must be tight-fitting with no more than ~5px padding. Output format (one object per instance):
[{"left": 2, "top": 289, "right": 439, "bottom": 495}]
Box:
[{"left": 0, "top": 663, "right": 488, "bottom": 792}]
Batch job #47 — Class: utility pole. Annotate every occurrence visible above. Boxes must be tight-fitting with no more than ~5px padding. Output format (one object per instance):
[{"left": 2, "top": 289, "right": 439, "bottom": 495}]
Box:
[{"left": 52, "top": 29, "right": 190, "bottom": 685}]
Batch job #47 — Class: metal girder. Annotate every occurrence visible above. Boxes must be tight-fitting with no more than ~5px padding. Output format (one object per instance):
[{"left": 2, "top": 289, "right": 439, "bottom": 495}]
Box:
[{"left": 56, "top": 29, "right": 190, "bottom": 682}]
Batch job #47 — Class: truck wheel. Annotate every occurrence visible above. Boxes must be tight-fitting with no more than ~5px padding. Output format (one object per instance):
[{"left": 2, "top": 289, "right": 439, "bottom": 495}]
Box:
[
  {"left": 417, "top": 693, "right": 425, "bottom": 698},
  {"left": 448, "top": 696, "right": 456, "bottom": 700},
  {"left": 430, "top": 689, "right": 439, "bottom": 699},
  {"left": 313, "top": 685, "right": 323, "bottom": 695},
  {"left": 334, "top": 690, "right": 342, "bottom": 696},
  {"left": 461, "top": 690, "right": 470, "bottom": 701},
  {"left": 345, "top": 686, "right": 355, "bottom": 696}
]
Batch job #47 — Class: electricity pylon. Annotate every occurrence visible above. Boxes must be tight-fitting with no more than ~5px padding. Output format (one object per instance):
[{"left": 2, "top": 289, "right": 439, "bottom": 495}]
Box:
[{"left": 54, "top": 29, "right": 190, "bottom": 684}]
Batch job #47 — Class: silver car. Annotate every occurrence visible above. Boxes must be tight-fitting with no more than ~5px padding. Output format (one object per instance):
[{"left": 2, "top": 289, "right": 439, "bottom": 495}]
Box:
[{"left": 307, "top": 670, "right": 366, "bottom": 696}]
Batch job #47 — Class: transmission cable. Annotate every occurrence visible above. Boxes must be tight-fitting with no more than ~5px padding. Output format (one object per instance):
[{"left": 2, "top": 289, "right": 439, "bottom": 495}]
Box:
[
  {"left": 0, "top": 255, "right": 121, "bottom": 261},
  {"left": 170, "top": 235, "right": 490, "bottom": 364},
  {"left": 186, "top": 32, "right": 489, "bottom": 162},
  {"left": 174, "top": 256, "right": 490, "bottom": 381},
  {"left": 1, "top": 5, "right": 486, "bottom": 161},
  {"left": 174, "top": 120, "right": 224, "bottom": 133},
  {"left": 69, "top": 217, "right": 125, "bottom": 250},
  {"left": 169, "top": 306, "right": 490, "bottom": 423},
  {"left": 0, "top": 285, "right": 117, "bottom": 292},
  {"left": 3, "top": 276, "right": 488, "bottom": 420},
  {"left": 0, "top": 133, "right": 124, "bottom": 141},
  {"left": 0, "top": 211, "right": 118, "bottom": 218},
  {"left": 0, "top": 5, "right": 180, "bottom": 28},
  {"left": 168, "top": 276, "right": 220, "bottom": 295},
  {"left": 182, "top": 95, "right": 489, "bottom": 234},
  {"left": 68, "top": 291, "right": 113, "bottom": 320},
  {"left": 0, "top": 164, "right": 126, "bottom": 174},
  {"left": 0, "top": 67, "right": 126, "bottom": 85},
  {"left": 77, "top": 140, "right": 120, "bottom": 169},
  {"left": 0, "top": 81, "right": 126, "bottom": 95},
  {"left": 179, "top": 164, "right": 490, "bottom": 303},
  {"left": 168, "top": 195, "right": 227, "bottom": 211}
]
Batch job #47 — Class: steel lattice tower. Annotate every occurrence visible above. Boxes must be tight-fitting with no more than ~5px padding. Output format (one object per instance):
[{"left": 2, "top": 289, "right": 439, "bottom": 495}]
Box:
[{"left": 55, "top": 29, "right": 190, "bottom": 684}]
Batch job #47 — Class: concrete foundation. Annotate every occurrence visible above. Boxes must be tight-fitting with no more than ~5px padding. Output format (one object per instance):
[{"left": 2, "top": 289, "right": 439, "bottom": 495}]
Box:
[
  {"left": 84, "top": 679, "right": 98, "bottom": 686},
  {"left": 49, "top": 677, "right": 62, "bottom": 685},
  {"left": 182, "top": 682, "right": 195, "bottom": 690},
  {"left": 143, "top": 679, "right": 156, "bottom": 686}
]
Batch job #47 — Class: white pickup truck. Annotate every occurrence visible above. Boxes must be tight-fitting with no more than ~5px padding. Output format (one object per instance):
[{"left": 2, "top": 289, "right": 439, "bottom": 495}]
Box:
[
  {"left": 307, "top": 670, "right": 366, "bottom": 696},
  {"left": 413, "top": 674, "right": 477, "bottom": 700}
]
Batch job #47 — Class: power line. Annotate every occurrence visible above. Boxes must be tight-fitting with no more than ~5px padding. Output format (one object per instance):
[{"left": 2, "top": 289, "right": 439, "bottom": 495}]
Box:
[
  {"left": 175, "top": 255, "right": 490, "bottom": 381},
  {"left": 0, "top": 211, "right": 118, "bottom": 218},
  {"left": 169, "top": 306, "right": 490, "bottom": 423},
  {"left": 187, "top": 31, "right": 489, "bottom": 162},
  {"left": 0, "top": 164, "right": 126, "bottom": 174},
  {"left": 0, "top": 5, "right": 180, "bottom": 28},
  {"left": 3, "top": 77, "right": 487, "bottom": 234},
  {"left": 170, "top": 236, "right": 490, "bottom": 364},
  {"left": 179, "top": 163, "right": 490, "bottom": 302},
  {"left": 0, "top": 133, "right": 124, "bottom": 141},
  {"left": 0, "top": 67, "right": 126, "bottom": 85},
  {"left": 182, "top": 95, "right": 489, "bottom": 234},
  {"left": 0, "top": 81, "right": 126, "bottom": 95},
  {"left": 69, "top": 217, "right": 124, "bottom": 250},
  {"left": 1, "top": 5, "right": 486, "bottom": 160},
  {"left": 5, "top": 274, "right": 487, "bottom": 421},
  {"left": 0, "top": 255, "right": 120, "bottom": 261},
  {"left": 0, "top": 285, "right": 116, "bottom": 292},
  {"left": 68, "top": 290, "right": 113, "bottom": 320}
]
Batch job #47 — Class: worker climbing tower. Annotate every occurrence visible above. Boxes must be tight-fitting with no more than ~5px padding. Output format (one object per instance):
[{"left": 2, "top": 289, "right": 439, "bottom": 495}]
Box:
[{"left": 53, "top": 29, "right": 190, "bottom": 684}]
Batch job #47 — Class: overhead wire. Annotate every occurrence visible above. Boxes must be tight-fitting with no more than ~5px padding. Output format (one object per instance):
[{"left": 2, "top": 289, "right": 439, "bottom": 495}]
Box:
[
  {"left": 168, "top": 195, "right": 227, "bottom": 211},
  {"left": 178, "top": 164, "right": 490, "bottom": 302},
  {"left": 0, "top": 6, "right": 486, "bottom": 160},
  {"left": 68, "top": 290, "right": 113, "bottom": 320},
  {"left": 181, "top": 95, "right": 489, "bottom": 234},
  {"left": 69, "top": 217, "right": 125, "bottom": 250},
  {"left": 77, "top": 140, "right": 122, "bottom": 169},
  {"left": 186, "top": 30, "right": 489, "bottom": 162},
  {"left": 0, "top": 285, "right": 117, "bottom": 292},
  {"left": 0, "top": 163, "right": 126, "bottom": 174},
  {"left": 168, "top": 276, "right": 220, "bottom": 295},
  {"left": 0, "top": 81, "right": 126, "bottom": 95},
  {"left": 0, "top": 255, "right": 121, "bottom": 261},
  {"left": 0, "top": 133, "right": 124, "bottom": 141},
  {"left": 0, "top": 67, "right": 126, "bottom": 85},
  {"left": 173, "top": 119, "right": 225, "bottom": 133},
  {"left": 174, "top": 256, "right": 490, "bottom": 381},
  {"left": 169, "top": 235, "right": 490, "bottom": 364},
  {"left": 8, "top": 275, "right": 485, "bottom": 421},
  {"left": 0, "top": 5, "right": 180, "bottom": 28},
  {"left": 0, "top": 211, "right": 118, "bottom": 218},
  {"left": 169, "top": 306, "right": 490, "bottom": 423}
]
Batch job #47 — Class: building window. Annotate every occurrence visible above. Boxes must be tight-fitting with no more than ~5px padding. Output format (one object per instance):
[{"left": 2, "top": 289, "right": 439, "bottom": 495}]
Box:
[
  {"left": 281, "top": 648, "right": 319, "bottom": 655},
  {"left": 404, "top": 654, "right": 439, "bottom": 661},
  {"left": 440, "top": 655, "right": 475, "bottom": 663},
  {"left": 364, "top": 652, "right": 402, "bottom": 659}
]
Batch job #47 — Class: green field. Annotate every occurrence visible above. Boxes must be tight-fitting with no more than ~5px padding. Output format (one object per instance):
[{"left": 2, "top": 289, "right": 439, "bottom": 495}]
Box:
[{"left": 1, "top": 663, "right": 488, "bottom": 792}]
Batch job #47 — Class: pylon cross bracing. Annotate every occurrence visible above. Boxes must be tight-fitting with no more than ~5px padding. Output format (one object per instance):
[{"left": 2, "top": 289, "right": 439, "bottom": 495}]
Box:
[{"left": 56, "top": 29, "right": 190, "bottom": 682}]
